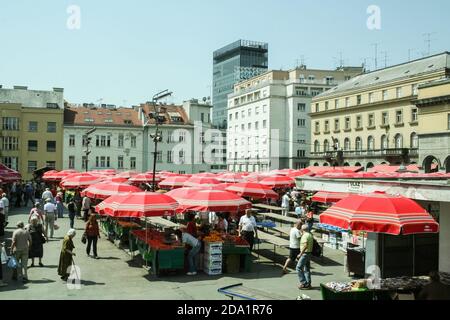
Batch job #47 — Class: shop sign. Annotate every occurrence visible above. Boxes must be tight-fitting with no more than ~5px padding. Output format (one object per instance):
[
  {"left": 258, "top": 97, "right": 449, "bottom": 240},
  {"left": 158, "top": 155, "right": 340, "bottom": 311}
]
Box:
[{"left": 348, "top": 181, "right": 363, "bottom": 193}]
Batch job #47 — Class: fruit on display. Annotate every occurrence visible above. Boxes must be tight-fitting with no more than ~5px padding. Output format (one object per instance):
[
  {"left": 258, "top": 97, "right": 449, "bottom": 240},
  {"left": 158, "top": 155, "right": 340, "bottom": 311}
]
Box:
[{"left": 204, "top": 231, "right": 223, "bottom": 243}]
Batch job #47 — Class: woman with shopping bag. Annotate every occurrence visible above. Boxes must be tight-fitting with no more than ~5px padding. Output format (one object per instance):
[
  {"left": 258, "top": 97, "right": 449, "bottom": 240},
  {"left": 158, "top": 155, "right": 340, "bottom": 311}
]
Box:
[
  {"left": 58, "top": 229, "right": 76, "bottom": 281},
  {"left": 0, "top": 241, "right": 8, "bottom": 287}
]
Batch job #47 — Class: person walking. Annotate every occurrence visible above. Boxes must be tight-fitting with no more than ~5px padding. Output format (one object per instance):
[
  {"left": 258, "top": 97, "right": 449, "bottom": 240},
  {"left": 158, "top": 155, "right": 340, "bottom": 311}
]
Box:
[
  {"left": 27, "top": 217, "right": 45, "bottom": 267},
  {"left": 29, "top": 202, "right": 44, "bottom": 226},
  {"left": 81, "top": 195, "right": 91, "bottom": 222},
  {"left": 73, "top": 190, "right": 82, "bottom": 218},
  {"left": 24, "top": 183, "right": 34, "bottom": 207},
  {"left": 11, "top": 222, "right": 32, "bottom": 283},
  {"left": 0, "top": 202, "right": 5, "bottom": 237},
  {"left": 55, "top": 192, "right": 64, "bottom": 219},
  {"left": 15, "top": 183, "right": 23, "bottom": 208},
  {"left": 296, "top": 224, "right": 314, "bottom": 290},
  {"left": 283, "top": 220, "right": 303, "bottom": 275},
  {"left": 175, "top": 229, "right": 201, "bottom": 276},
  {"left": 43, "top": 199, "right": 57, "bottom": 239},
  {"left": 281, "top": 192, "right": 290, "bottom": 217},
  {"left": 85, "top": 214, "right": 100, "bottom": 259},
  {"left": 238, "top": 209, "right": 258, "bottom": 251},
  {"left": 1, "top": 193, "right": 9, "bottom": 225},
  {"left": 58, "top": 229, "right": 76, "bottom": 281},
  {"left": 41, "top": 188, "right": 53, "bottom": 204},
  {"left": 67, "top": 199, "right": 76, "bottom": 229},
  {"left": 0, "top": 241, "right": 7, "bottom": 287}
]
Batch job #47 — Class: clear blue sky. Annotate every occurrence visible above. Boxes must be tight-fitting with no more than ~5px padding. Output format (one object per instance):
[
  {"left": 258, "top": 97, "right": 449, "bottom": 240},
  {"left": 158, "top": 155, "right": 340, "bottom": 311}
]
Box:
[{"left": 1, "top": 0, "right": 449, "bottom": 106}]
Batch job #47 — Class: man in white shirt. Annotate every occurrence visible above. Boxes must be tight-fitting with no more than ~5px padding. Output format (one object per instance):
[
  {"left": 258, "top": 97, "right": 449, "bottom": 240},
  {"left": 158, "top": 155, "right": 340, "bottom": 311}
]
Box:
[
  {"left": 44, "top": 199, "right": 57, "bottom": 238},
  {"left": 82, "top": 196, "right": 91, "bottom": 222},
  {"left": 1, "top": 194, "right": 9, "bottom": 223},
  {"left": 175, "top": 229, "right": 201, "bottom": 276},
  {"left": 282, "top": 220, "right": 303, "bottom": 274},
  {"left": 238, "top": 209, "right": 258, "bottom": 251},
  {"left": 281, "top": 192, "right": 291, "bottom": 217},
  {"left": 0, "top": 201, "right": 5, "bottom": 237}
]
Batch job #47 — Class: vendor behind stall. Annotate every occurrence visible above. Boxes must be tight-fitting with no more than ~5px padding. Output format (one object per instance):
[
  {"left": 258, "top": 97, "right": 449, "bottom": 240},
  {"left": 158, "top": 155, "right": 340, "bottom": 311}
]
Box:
[
  {"left": 238, "top": 209, "right": 258, "bottom": 251},
  {"left": 186, "top": 213, "right": 198, "bottom": 237},
  {"left": 175, "top": 229, "right": 201, "bottom": 276},
  {"left": 215, "top": 214, "right": 228, "bottom": 233}
]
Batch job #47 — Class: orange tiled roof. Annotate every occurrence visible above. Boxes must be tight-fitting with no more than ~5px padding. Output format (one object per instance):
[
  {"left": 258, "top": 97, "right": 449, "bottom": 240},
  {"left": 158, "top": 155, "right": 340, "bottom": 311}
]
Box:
[
  {"left": 64, "top": 106, "right": 142, "bottom": 127},
  {"left": 140, "top": 103, "right": 190, "bottom": 125}
]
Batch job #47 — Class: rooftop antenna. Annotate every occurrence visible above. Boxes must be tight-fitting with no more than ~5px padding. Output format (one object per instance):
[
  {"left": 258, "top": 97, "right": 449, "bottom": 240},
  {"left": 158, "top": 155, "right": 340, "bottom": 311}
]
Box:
[
  {"left": 408, "top": 48, "right": 417, "bottom": 61},
  {"left": 423, "top": 32, "right": 437, "bottom": 57},
  {"left": 372, "top": 43, "right": 380, "bottom": 70},
  {"left": 381, "top": 51, "right": 389, "bottom": 68}
]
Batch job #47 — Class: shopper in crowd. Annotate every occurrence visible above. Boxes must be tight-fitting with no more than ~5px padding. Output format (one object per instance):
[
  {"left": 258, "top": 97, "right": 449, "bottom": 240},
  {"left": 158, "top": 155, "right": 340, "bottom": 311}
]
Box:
[
  {"left": 44, "top": 198, "right": 57, "bottom": 239},
  {"left": 67, "top": 199, "right": 76, "bottom": 229},
  {"left": 85, "top": 214, "right": 100, "bottom": 259},
  {"left": 1, "top": 193, "right": 9, "bottom": 224},
  {"left": 24, "top": 182, "right": 34, "bottom": 207},
  {"left": 0, "top": 202, "right": 5, "bottom": 237},
  {"left": 305, "top": 209, "right": 314, "bottom": 232},
  {"left": 175, "top": 229, "right": 201, "bottom": 276},
  {"left": 81, "top": 195, "right": 91, "bottom": 222},
  {"left": 296, "top": 224, "right": 313, "bottom": 290},
  {"left": 238, "top": 209, "right": 258, "bottom": 251},
  {"left": 186, "top": 213, "right": 198, "bottom": 237},
  {"left": 11, "top": 221, "right": 32, "bottom": 283},
  {"left": 15, "top": 183, "right": 23, "bottom": 208},
  {"left": 418, "top": 271, "right": 450, "bottom": 300},
  {"left": 27, "top": 216, "right": 45, "bottom": 267},
  {"left": 73, "top": 190, "right": 82, "bottom": 218},
  {"left": 58, "top": 229, "right": 76, "bottom": 281},
  {"left": 55, "top": 192, "right": 64, "bottom": 219},
  {"left": 283, "top": 220, "right": 303, "bottom": 275},
  {"left": 215, "top": 214, "right": 229, "bottom": 233},
  {"left": 0, "top": 241, "right": 7, "bottom": 287},
  {"left": 281, "top": 192, "right": 290, "bottom": 217},
  {"left": 41, "top": 188, "right": 53, "bottom": 204},
  {"left": 29, "top": 202, "right": 44, "bottom": 225}
]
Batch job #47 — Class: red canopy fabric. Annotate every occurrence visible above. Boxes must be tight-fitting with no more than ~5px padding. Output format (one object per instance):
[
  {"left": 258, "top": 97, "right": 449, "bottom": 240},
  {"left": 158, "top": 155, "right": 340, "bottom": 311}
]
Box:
[
  {"left": 198, "top": 183, "right": 236, "bottom": 191},
  {"left": 184, "top": 176, "right": 221, "bottom": 187},
  {"left": 0, "top": 164, "right": 22, "bottom": 182},
  {"left": 60, "top": 174, "right": 105, "bottom": 189},
  {"left": 369, "top": 165, "right": 420, "bottom": 173},
  {"left": 171, "top": 189, "right": 251, "bottom": 213},
  {"left": 312, "top": 191, "right": 352, "bottom": 204},
  {"left": 225, "top": 182, "right": 279, "bottom": 200},
  {"left": 81, "top": 182, "right": 141, "bottom": 200},
  {"left": 129, "top": 173, "right": 162, "bottom": 184},
  {"left": 166, "top": 187, "right": 202, "bottom": 199},
  {"left": 95, "top": 192, "right": 178, "bottom": 218},
  {"left": 217, "top": 173, "right": 246, "bottom": 183},
  {"left": 117, "top": 171, "right": 139, "bottom": 179},
  {"left": 49, "top": 170, "right": 79, "bottom": 182},
  {"left": 102, "top": 176, "right": 130, "bottom": 183},
  {"left": 159, "top": 176, "right": 191, "bottom": 189},
  {"left": 260, "top": 176, "right": 295, "bottom": 188},
  {"left": 319, "top": 192, "right": 439, "bottom": 235}
]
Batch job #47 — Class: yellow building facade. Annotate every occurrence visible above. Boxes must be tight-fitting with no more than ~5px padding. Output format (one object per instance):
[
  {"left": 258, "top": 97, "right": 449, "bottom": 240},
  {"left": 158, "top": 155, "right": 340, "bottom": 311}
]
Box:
[
  {"left": 0, "top": 103, "right": 64, "bottom": 180},
  {"left": 309, "top": 52, "right": 450, "bottom": 170}
]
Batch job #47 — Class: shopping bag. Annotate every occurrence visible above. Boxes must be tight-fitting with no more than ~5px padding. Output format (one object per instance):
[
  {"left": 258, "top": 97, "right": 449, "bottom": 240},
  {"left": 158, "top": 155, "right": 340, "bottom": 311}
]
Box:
[
  {"left": 54, "top": 223, "right": 60, "bottom": 231},
  {"left": 7, "top": 256, "right": 18, "bottom": 269},
  {"left": 81, "top": 233, "right": 87, "bottom": 244},
  {"left": 1, "top": 247, "right": 7, "bottom": 264}
]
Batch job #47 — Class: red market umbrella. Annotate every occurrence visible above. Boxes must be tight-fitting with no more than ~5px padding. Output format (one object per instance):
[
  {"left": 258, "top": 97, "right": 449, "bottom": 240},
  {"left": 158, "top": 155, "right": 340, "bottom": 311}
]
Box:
[
  {"left": 42, "top": 170, "right": 59, "bottom": 181},
  {"left": 171, "top": 189, "right": 252, "bottom": 213},
  {"left": 260, "top": 176, "right": 295, "bottom": 188},
  {"left": 60, "top": 174, "right": 105, "bottom": 189},
  {"left": 50, "top": 170, "right": 79, "bottom": 182},
  {"left": 95, "top": 192, "right": 178, "bottom": 218},
  {"left": 166, "top": 187, "right": 202, "bottom": 199},
  {"left": 103, "top": 176, "right": 130, "bottom": 183},
  {"left": 117, "top": 171, "right": 138, "bottom": 179},
  {"left": 184, "top": 176, "right": 221, "bottom": 188},
  {"left": 159, "top": 175, "right": 191, "bottom": 189},
  {"left": 319, "top": 192, "right": 439, "bottom": 235},
  {"left": 81, "top": 182, "right": 141, "bottom": 200},
  {"left": 286, "top": 169, "right": 314, "bottom": 178},
  {"left": 198, "top": 183, "right": 236, "bottom": 191},
  {"left": 217, "top": 173, "right": 246, "bottom": 183},
  {"left": 312, "top": 191, "right": 352, "bottom": 204},
  {"left": 129, "top": 173, "right": 162, "bottom": 184},
  {"left": 225, "top": 182, "right": 279, "bottom": 200},
  {"left": 192, "top": 172, "right": 217, "bottom": 178},
  {"left": 317, "top": 172, "right": 359, "bottom": 179}
]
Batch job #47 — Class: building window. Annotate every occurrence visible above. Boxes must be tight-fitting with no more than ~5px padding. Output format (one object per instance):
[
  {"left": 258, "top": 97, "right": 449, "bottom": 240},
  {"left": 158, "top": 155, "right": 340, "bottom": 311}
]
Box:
[
  {"left": 118, "top": 134, "right": 124, "bottom": 148},
  {"left": 298, "top": 103, "right": 306, "bottom": 112},
  {"left": 355, "top": 137, "right": 362, "bottom": 151},
  {"left": 179, "top": 131, "right": 186, "bottom": 142},
  {"left": 131, "top": 135, "right": 137, "bottom": 148},
  {"left": 263, "top": 120, "right": 267, "bottom": 128},
  {"left": 255, "top": 107, "right": 260, "bottom": 115},
  {"left": 201, "top": 113, "right": 205, "bottom": 122},
  {"left": 2, "top": 157, "right": 19, "bottom": 171},
  {"left": 47, "top": 141, "right": 56, "bottom": 152},
  {"left": 382, "top": 112, "right": 389, "bottom": 125},
  {"left": 344, "top": 138, "right": 350, "bottom": 151},
  {"left": 229, "top": 113, "right": 232, "bottom": 121},
  {"left": 28, "top": 161, "right": 37, "bottom": 173},
  {"left": 315, "top": 104, "right": 319, "bottom": 112},
  {"left": 248, "top": 108, "right": 251, "bottom": 117},
  {"left": 325, "top": 101, "right": 329, "bottom": 110},
  {"left": 412, "top": 84, "right": 418, "bottom": 95},
  {"left": 356, "top": 95, "right": 362, "bottom": 105},
  {"left": 167, "top": 151, "right": 173, "bottom": 163},
  {"left": 314, "top": 141, "right": 320, "bottom": 153},
  {"left": 68, "top": 156, "right": 75, "bottom": 169},
  {"left": 241, "top": 124, "right": 245, "bottom": 131},
  {"left": 345, "top": 117, "right": 351, "bottom": 130},
  {"left": 334, "top": 119, "right": 340, "bottom": 131},
  {"left": 369, "top": 92, "right": 374, "bottom": 103},
  {"left": 295, "top": 87, "right": 308, "bottom": 96},
  {"left": 28, "top": 121, "right": 38, "bottom": 132},
  {"left": 410, "top": 133, "right": 419, "bottom": 148},
  {"left": 315, "top": 121, "right": 320, "bottom": 133},
  {"left": 82, "top": 156, "right": 87, "bottom": 169},
  {"left": 396, "top": 110, "right": 403, "bottom": 124},
  {"left": 383, "top": 90, "right": 388, "bottom": 101},
  {"left": 118, "top": 156, "right": 124, "bottom": 169},
  {"left": 235, "top": 112, "right": 238, "bottom": 120},
  {"left": 323, "top": 140, "right": 330, "bottom": 152},
  {"left": 298, "top": 119, "right": 305, "bottom": 127},
  {"left": 335, "top": 99, "right": 339, "bottom": 109},
  {"left": 396, "top": 87, "right": 403, "bottom": 98},
  {"left": 411, "top": 108, "right": 418, "bottom": 122},
  {"left": 2, "top": 117, "right": 19, "bottom": 130},
  {"left": 263, "top": 105, "right": 267, "bottom": 113},
  {"left": 28, "top": 140, "right": 38, "bottom": 152},
  {"left": 368, "top": 114, "right": 375, "bottom": 127},
  {"left": 69, "top": 135, "right": 75, "bottom": 147},
  {"left": 130, "top": 157, "right": 136, "bottom": 170},
  {"left": 47, "top": 122, "right": 56, "bottom": 133},
  {"left": 324, "top": 120, "right": 330, "bottom": 132},
  {"left": 46, "top": 161, "right": 56, "bottom": 169},
  {"left": 381, "top": 135, "right": 388, "bottom": 150},
  {"left": 2, "top": 137, "right": 19, "bottom": 151},
  {"left": 368, "top": 136, "right": 375, "bottom": 151},
  {"left": 395, "top": 134, "right": 403, "bottom": 149},
  {"left": 156, "top": 151, "right": 163, "bottom": 163},
  {"left": 297, "top": 150, "right": 306, "bottom": 158},
  {"left": 345, "top": 97, "right": 350, "bottom": 107},
  {"left": 179, "top": 151, "right": 185, "bottom": 163},
  {"left": 356, "top": 116, "right": 362, "bottom": 129},
  {"left": 247, "top": 123, "right": 251, "bottom": 130}
]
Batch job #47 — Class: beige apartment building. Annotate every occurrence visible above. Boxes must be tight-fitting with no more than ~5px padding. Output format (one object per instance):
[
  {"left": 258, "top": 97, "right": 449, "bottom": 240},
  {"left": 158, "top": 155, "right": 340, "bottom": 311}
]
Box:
[
  {"left": 309, "top": 52, "right": 450, "bottom": 170},
  {"left": 413, "top": 78, "right": 450, "bottom": 172}
]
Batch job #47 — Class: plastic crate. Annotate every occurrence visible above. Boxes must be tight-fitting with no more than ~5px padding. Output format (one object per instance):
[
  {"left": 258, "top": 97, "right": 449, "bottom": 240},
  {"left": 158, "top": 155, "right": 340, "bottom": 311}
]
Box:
[
  {"left": 204, "top": 254, "right": 223, "bottom": 263},
  {"left": 203, "top": 260, "right": 222, "bottom": 269},
  {"left": 205, "top": 244, "right": 223, "bottom": 255},
  {"left": 204, "top": 267, "right": 222, "bottom": 276}
]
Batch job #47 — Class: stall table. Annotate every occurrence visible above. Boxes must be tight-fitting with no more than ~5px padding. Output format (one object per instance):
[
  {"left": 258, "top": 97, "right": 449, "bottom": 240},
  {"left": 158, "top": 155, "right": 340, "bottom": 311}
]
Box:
[
  {"left": 221, "top": 236, "right": 252, "bottom": 273},
  {"left": 256, "top": 212, "right": 298, "bottom": 227}
]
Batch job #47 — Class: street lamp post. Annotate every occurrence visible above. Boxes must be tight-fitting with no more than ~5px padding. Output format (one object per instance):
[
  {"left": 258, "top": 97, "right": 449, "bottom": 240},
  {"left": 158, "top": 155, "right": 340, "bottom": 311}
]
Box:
[
  {"left": 84, "top": 128, "right": 97, "bottom": 172},
  {"left": 149, "top": 90, "right": 172, "bottom": 191}
]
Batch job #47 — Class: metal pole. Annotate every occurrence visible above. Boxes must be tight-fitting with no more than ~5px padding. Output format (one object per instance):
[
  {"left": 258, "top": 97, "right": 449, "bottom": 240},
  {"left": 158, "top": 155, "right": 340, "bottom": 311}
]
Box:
[{"left": 152, "top": 100, "right": 159, "bottom": 192}]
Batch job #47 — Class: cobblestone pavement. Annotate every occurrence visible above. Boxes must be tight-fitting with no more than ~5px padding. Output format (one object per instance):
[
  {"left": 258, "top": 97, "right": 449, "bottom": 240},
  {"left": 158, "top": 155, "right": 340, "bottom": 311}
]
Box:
[{"left": 0, "top": 207, "right": 353, "bottom": 300}]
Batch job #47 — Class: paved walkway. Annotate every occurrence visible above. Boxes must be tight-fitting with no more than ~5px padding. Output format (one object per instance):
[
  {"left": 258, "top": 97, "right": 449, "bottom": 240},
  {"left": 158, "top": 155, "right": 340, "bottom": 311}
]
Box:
[{"left": 0, "top": 207, "right": 353, "bottom": 300}]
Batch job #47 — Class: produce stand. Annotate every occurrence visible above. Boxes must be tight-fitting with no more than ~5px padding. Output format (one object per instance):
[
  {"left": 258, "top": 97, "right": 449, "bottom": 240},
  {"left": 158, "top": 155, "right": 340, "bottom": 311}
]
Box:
[
  {"left": 131, "top": 229, "right": 185, "bottom": 276},
  {"left": 221, "top": 235, "right": 252, "bottom": 273}
]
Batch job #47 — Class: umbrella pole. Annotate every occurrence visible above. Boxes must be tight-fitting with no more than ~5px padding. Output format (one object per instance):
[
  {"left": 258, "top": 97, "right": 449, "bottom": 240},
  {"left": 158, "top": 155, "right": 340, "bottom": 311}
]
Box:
[{"left": 145, "top": 217, "right": 148, "bottom": 270}]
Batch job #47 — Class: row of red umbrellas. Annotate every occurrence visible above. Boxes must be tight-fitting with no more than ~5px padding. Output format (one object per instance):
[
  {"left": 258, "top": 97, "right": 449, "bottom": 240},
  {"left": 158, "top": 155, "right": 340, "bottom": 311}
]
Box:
[{"left": 0, "top": 163, "right": 22, "bottom": 183}]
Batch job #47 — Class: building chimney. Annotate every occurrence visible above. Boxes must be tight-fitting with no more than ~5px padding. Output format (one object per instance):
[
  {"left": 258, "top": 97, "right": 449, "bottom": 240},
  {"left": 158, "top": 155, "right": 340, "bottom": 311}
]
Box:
[
  {"left": 14, "top": 86, "right": 28, "bottom": 90},
  {"left": 53, "top": 87, "right": 64, "bottom": 93}
]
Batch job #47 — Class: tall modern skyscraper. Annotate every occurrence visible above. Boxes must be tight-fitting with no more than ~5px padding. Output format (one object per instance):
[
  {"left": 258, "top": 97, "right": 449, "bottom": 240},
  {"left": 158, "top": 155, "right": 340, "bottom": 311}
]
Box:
[{"left": 212, "top": 40, "right": 268, "bottom": 128}]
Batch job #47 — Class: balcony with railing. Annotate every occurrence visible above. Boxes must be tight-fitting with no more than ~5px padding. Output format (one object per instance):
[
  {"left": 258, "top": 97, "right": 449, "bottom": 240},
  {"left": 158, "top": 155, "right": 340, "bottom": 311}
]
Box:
[{"left": 310, "top": 148, "right": 419, "bottom": 160}]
